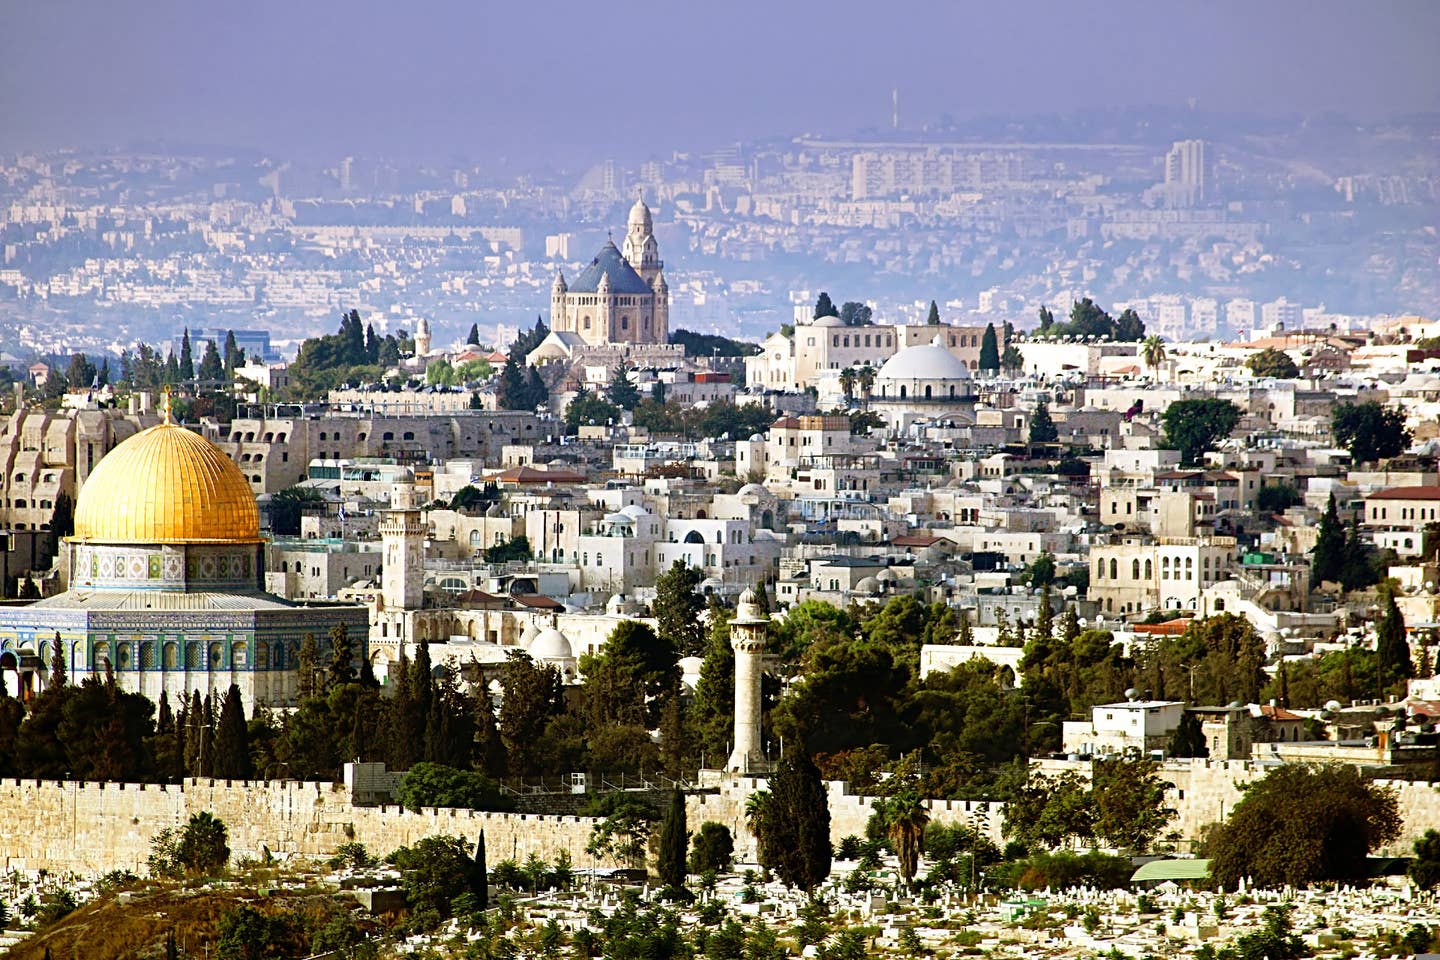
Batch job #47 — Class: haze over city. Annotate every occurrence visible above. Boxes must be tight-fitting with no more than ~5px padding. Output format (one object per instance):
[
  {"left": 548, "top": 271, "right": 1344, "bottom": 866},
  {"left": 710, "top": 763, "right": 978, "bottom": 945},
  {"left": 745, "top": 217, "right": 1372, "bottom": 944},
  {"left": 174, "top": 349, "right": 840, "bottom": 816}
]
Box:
[
  {"left": 2, "top": 4, "right": 1440, "bottom": 959},
  {"left": 4, "top": 0, "right": 1438, "bottom": 160}
]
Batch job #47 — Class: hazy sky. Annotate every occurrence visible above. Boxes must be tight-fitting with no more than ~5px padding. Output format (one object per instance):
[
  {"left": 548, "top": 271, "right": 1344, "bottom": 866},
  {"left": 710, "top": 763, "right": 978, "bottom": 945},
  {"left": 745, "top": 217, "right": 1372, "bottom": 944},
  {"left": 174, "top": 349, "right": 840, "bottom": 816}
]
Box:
[{"left": 2, "top": 0, "right": 1436, "bottom": 161}]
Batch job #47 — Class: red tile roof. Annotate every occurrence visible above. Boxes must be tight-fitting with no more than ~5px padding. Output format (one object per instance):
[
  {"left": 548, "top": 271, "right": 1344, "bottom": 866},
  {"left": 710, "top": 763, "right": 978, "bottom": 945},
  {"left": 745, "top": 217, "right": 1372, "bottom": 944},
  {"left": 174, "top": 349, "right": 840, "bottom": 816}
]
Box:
[{"left": 1366, "top": 486, "right": 1440, "bottom": 501}]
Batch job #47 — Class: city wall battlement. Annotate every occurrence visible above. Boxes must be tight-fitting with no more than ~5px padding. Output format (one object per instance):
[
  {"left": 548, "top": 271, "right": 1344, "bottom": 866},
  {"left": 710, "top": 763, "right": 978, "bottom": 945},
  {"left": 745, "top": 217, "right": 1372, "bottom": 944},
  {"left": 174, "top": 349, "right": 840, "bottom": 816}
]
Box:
[{"left": 0, "top": 776, "right": 609, "bottom": 875}]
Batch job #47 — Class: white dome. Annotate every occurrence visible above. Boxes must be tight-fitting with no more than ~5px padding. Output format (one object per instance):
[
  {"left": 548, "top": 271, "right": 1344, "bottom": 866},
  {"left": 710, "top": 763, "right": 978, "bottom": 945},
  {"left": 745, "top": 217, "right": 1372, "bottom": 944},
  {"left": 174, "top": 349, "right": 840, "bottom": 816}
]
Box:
[
  {"left": 619, "top": 504, "right": 650, "bottom": 519},
  {"left": 529, "top": 627, "right": 574, "bottom": 661},
  {"left": 520, "top": 620, "right": 541, "bottom": 644},
  {"left": 810, "top": 314, "right": 845, "bottom": 327},
  {"left": 603, "top": 511, "right": 632, "bottom": 525},
  {"left": 877, "top": 339, "right": 972, "bottom": 382},
  {"left": 854, "top": 576, "right": 883, "bottom": 594}
]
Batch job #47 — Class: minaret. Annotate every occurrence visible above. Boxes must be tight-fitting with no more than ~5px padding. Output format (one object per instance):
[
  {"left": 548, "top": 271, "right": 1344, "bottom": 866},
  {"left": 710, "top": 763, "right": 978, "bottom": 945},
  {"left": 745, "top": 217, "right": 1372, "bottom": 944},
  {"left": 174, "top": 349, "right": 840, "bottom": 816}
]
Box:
[
  {"left": 379, "top": 481, "right": 424, "bottom": 612},
  {"left": 727, "top": 586, "right": 768, "bottom": 773},
  {"left": 413, "top": 318, "right": 432, "bottom": 358}
]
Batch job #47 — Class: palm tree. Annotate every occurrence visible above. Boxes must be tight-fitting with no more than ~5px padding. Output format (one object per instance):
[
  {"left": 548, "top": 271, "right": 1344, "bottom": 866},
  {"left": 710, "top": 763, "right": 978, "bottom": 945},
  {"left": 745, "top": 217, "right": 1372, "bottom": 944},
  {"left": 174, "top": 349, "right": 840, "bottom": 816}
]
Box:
[
  {"left": 838, "top": 367, "right": 856, "bottom": 402},
  {"left": 744, "top": 790, "right": 770, "bottom": 849},
  {"left": 1142, "top": 335, "right": 1167, "bottom": 377},
  {"left": 880, "top": 791, "right": 929, "bottom": 889},
  {"left": 856, "top": 364, "right": 876, "bottom": 399}
]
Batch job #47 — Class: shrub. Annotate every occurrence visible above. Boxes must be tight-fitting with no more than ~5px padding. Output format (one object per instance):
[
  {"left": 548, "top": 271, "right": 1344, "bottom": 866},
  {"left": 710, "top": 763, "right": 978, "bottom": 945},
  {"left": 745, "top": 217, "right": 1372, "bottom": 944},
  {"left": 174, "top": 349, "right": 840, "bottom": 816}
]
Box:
[
  {"left": 177, "top": 811, "right": 230, "bottom": 874},
  {"left": 993, "top": 851, "right": 1132, "bottom": 891}
]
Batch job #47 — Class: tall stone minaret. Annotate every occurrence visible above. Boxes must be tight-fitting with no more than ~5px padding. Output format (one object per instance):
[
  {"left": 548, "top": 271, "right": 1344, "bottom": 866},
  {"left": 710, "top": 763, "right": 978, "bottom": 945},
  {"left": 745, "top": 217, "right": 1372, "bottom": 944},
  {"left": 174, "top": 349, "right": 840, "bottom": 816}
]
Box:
[
  {"left": 727, "top": 586, "right": 768, "bottom": 773},
  {"left": 379, "top": 480, "right": 425, "bottom": 612}
]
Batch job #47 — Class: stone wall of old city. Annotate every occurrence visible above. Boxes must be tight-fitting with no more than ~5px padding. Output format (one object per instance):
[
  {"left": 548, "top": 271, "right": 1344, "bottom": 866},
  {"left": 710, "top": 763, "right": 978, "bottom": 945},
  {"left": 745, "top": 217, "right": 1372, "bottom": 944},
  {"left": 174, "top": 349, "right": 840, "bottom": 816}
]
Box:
[
  {"left": 1, "top": 762, "right": 1435, "bottom": 876},
  {"left": 0, "top": 777, "right": 607, "bottom": 875}
]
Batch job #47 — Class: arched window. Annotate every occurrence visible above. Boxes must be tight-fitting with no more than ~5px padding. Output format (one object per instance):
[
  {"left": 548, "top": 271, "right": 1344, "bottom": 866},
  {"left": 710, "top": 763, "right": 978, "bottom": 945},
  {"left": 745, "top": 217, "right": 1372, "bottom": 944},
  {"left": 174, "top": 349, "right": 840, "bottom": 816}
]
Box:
[
  {"left": 1132, "top": 559, "right": 1141, "bottom": 579},
  {"left": 469, "top": 530, "right": 480, "bottom": 545},
  {"left": 924, "top": 385, "right": 932, "bottom": 399},
  {"left": 164, "top": 641, "right": 179, "bottom": 669},
  {"left": 1096, "top": 558, "right": 1105, "bottom": 579},
  {"left": 1109, "top": 558, "right": 1118, "bottom": 579},
  {"left": 900, "top": 385, "right": 907, "bottom": 398},
  {"left": 1144, "top": 559, "right": 1152, "bottom": 579}
]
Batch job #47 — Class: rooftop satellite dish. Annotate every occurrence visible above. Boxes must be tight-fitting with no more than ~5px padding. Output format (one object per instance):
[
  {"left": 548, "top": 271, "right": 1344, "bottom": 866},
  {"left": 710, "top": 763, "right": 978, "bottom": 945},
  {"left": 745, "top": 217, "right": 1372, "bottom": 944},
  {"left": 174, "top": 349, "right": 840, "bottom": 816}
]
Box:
[
  {"left": 1324, "top": 700, "right": 1342, "bottom": 713},
  {"left": 1124, "top": 687, "right": 1140, "bottom": 701}
]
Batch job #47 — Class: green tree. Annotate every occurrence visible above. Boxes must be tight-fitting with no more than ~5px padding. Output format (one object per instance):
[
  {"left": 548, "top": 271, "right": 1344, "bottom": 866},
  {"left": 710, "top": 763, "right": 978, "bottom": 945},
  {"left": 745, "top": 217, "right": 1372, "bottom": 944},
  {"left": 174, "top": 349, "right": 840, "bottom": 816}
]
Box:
[
  {"left": 213, "top": 683, "right": 252, "bottom": 780},
  {"left": 760, "top": 750, "right": 831, "bottom": 891},
  {"left": 1166, "top": 711, "right": 1207, "bottom": 757},
  {"left": 585, "top": 795, "right": 659, "bottom": 868},
  {"left": 1114, "top": 308, "right": 1146, "bottom": 342},
  {"left": 1410, "top": 829, "right": 1440, "bottom": 888},
  {"left": 496, "top": 355, "right": 530, "bottom": 410},
  {"left": 497, "top": 650, "right": 564, "bottom": 776},
  {"left": 653, "top": 560, "right": 707, "bottom": 657},
  {"left": 327, "top": 622, "right": 355, "bottom": 689},
  {"left": 177, "top": 811, "right": 230, "bottom": 874},
  {"left": 1161, "top": 398, "right": 1242, "bottom": 466},
  {"left": 582, "top": 619, "right": 679, "bottom": 730},
  {"left": 1312, "top": 493, "right": 1347, "bottom": 586},
  {"left": 65, "top": 353, "right": 97, "bottom": 389},
  {"left": 688, "top": 600, "right": 736, "bottom": 765},
  {"left": 1142, "top": 335, "right": 1167, "bottom": 375},
  {"left": 223, "top": 330, "right": 243, "bottom": 375},
  {"left": 562, "top": 387, "right": 620, "bottom": 433},
  {"left": 1247, "top": 347, "right": 1299, "bottom": 379},
  {"left": 395, "top": 762, "right": 513, "bottom": 812},
  {"left": 606, "top": 363, "right": 642, "bottom": 409},
  {"left": 839, "top": 301, "right": 872, "bottom": 327},
  {"left": 925, "top": 300, "right": 941, "bottom": 325},
  {"left": 482, "top": 535, "right": 532, "bottom": 564},
  {"left": 1029, "top": 400, "right": 1058, "bottom": 444},
  {"left": 689, "top": 822, "right": 734, "bottom": 874},
  {"left": 1207, "top": 764, "right": 1399, "bottom": 888},
  {"left": 1001, "top": 343, "right": 1024, "bottom": 376},
  {"left": 1002, "top": 770, "right": 1094, "bottom": 850},
  {"left": 466, "top": 322, "right": 481, "bottom": 345},
  {"left": 979, "top": 323, "right": 1000, "bottom": 374},
  {"left": 1376, "top": 582, "right": 1413, "bottom": 689},
  {"left": 1333, "top": 401, "right": 1412, "bottom": 464},
  {"left": 1091, "top": 759, "right": 1173, "bottom": 852},
  {"left": 389, "top": 835, "right": 478, "bottom": 920},
  {"left": 877, "top": 790, "right": 930, "bottom": 889},
  {"left": 1022, "top": 552, "right": 1057, "bottom": 588},
  {"left": 813, "top": 292, "right": 839, "bottom": 319},
  {"left": 267, "top": 485, "right": 323, "bottom": 537},
  {"left": 197, "top": 339, "right": 224, "bottom": 382},
  {"left": 657, "top": 789, "right": 689, "bottom": 892},
  {"left": 179, "top": 329, "right": 195, "bottom": 381}
]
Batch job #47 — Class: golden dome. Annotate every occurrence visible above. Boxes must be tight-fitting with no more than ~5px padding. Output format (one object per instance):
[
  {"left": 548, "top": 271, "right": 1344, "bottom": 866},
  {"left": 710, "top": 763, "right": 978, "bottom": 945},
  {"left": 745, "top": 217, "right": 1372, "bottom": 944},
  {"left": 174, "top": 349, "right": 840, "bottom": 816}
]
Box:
[{"left": 73, "top": 420, "right": 261, "bottom": 544}]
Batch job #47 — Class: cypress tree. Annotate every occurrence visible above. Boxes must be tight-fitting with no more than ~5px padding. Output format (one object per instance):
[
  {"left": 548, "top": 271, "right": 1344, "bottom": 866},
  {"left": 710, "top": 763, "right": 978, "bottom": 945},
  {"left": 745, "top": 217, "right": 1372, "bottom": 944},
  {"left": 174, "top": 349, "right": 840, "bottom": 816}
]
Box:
[
  {"left": 1340, "top": 519, "right": 1374, "bottom": 591},
  {"left": 365, "top": 323, "right": 380, "bottom": 364},
  {"left": 197, "top": 339, "right": 223, "bottom": 382},
  {"left": 179, "top": 329, "right": 194, "bottom": 381},
  {"left": 222, "top": 330, "right": 241, "bottom": 375},
  {"left": 926, "top": 300, "right": 941, "bottom": 325},
  {"left": 199, "top": 694, "right": 215, "bottom": 778},
  {"left": 657, "top": 789, "right": 688, "bottom": 892},
  {"left": 467, "top": 323, "right": 481, "bottom": 345},
  {"left": 1376, "top": 585, "right": 1412, "bottom": 690},
  {"left": 1311, "top": 494, "right": 1346, "bottom": 586},
  {"left": 183, "top": 690, "right": 203, "bottom": 776},
  {"left": 472, "top": 830, "right": 489, "bottom": 909},
  {"left": 1029, "top": 400, "right": 1059, "bottom": 444},
  {"left": 813, "top": 292, "right": 839, "bottom": 319},
  {"left": 761, "top": 750, "right": 831, "bottom": 891},
  {"left": 48, "top": 631, "right": 66, "bottom": 690},
  {"left": 214, "top": 683, "right": 252, "bottom": 779},
  {"left": 297, "top": 633, "right": 320, "bottom": 700},
  {"left": 524, "top": 367, "right": 548, "bottom": 410},
  {"left": 979, "top": 323, "right": 1000, "bottom": 374},
  {"left": 327, "top": 623, "right": 355, "bottom": 689}
]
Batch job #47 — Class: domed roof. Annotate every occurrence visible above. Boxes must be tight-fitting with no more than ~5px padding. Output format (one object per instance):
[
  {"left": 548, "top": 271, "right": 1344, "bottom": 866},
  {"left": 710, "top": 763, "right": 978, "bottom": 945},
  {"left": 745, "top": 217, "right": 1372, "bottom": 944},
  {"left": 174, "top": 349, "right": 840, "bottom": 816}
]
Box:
[
  {"left": 529, "top": 627, "right": 574, "bottom": 661},
  {"left": 854, "top": 576, "right": 883, "bottom": 594},
  {"left": 619, "top": 504, "right": 650, "bottom": 519},
  {"left": 810, "top": 313, "right": 845, "bottom": 327},
  {"left": 628, "top": 197, "right": 653, "bottom": 233},
  {"left": 74, "top": 419, "right": 261, "bottom": 544},
  {"left": 877, "top": 338, "right": 972, "bottom": 382},
  {"left": 568, "top": 241, "right": 652, "bottom": 295},
  {"left": 737, "top": 482, "right": 771, "bottom": 499}
]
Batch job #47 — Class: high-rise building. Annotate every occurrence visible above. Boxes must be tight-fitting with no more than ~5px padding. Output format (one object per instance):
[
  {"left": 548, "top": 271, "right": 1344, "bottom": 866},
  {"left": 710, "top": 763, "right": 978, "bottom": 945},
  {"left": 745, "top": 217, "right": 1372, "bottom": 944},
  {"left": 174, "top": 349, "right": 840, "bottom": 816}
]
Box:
[{"left": 1162, "top": 139, "right": 1206, "bottom": 206}]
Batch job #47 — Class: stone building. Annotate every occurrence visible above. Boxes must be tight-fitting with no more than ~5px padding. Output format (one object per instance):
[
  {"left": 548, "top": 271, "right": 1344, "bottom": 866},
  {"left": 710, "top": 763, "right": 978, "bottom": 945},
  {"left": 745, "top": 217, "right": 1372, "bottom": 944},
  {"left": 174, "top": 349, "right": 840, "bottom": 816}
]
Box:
[
  {"left": 549, "top": 198, "right": 669, "bottom": 348},
  {"left": 0, "top": 402, "right": 368, "bottom": 706}
]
